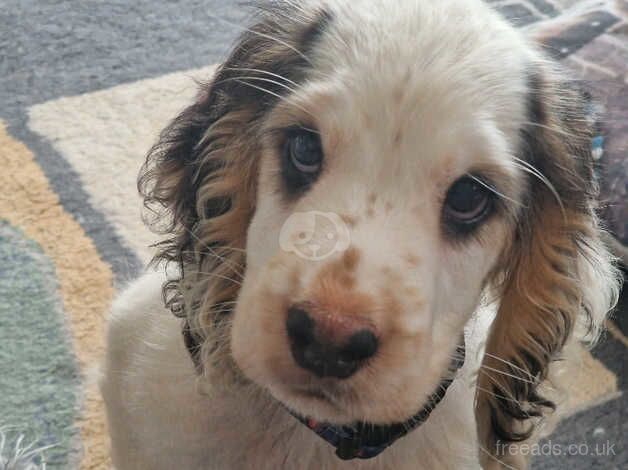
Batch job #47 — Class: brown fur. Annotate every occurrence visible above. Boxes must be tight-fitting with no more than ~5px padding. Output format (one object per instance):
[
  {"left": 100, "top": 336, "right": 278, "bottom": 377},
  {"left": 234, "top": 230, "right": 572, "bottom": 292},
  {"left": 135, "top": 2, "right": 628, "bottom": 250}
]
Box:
[
  {"left": 404, "top": 253, "right": 420, "bottom": 267},
  {"left": 340, "top": 214, "right": 359, "bottom": 228},
  {"left": 138, "top": 4, "right": 332, "bottom": 384},
  {"left": 475, "top": 70, "right": 620, "bottom": 467},
  {"left": 310, "top": 249, "right": 363, "bottom": 307}
]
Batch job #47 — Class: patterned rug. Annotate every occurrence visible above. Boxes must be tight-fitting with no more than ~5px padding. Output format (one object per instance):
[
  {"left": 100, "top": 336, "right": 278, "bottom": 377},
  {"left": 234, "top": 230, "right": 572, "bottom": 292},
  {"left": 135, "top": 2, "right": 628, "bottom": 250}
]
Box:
[{"left": 0, "top": 1, "right": 625, "bottom": 468}]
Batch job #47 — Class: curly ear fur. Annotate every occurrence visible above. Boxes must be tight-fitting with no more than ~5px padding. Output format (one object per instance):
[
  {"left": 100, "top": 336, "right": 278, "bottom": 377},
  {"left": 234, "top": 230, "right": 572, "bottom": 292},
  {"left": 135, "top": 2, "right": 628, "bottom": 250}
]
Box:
[
  {"left": 476, "top": 68, "right": 621, "bottom": 467},
  {"left": 138, "top": 3, "right": 332, "bottom": 382}
]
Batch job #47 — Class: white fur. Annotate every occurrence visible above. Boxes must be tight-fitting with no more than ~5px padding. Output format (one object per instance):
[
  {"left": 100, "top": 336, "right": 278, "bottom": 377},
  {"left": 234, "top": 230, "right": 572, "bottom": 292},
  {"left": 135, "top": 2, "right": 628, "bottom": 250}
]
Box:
[
  {"left": 232, "top": 0, "right": 530, "bottom": 428},
  {"left": 102, "top": 271, "right": 493, "bottom": 469},
  {"left": 101, "top": 0, "right": 618, "bottom": 468}
]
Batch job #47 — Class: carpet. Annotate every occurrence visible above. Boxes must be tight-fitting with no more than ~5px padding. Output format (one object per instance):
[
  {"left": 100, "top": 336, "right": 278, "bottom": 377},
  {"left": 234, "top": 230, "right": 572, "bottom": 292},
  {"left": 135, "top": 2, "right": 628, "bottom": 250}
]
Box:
[{"left": 0, "top": 1, "right": 625, "bottom": 468}]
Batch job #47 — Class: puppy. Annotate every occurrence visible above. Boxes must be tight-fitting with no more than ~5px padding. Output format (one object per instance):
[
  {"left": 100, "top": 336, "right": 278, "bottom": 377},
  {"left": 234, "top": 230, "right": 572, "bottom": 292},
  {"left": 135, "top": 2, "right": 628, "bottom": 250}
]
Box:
[{"left": 101, "top": 0, "right": 621, "bottom": 468}]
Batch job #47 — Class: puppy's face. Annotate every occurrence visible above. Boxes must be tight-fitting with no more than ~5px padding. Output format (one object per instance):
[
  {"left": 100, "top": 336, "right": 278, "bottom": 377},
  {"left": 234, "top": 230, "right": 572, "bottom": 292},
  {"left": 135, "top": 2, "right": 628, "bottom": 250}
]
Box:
[
  {"left": 230, "top": 0, "right": 531, "bottom": 424},
  {"left": 143, "top": 0, "right": 618, "bottom": 459}
]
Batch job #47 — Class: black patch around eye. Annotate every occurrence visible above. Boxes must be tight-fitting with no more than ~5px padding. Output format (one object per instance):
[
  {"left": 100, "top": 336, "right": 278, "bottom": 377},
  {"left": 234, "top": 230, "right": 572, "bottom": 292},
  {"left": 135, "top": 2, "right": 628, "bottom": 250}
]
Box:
[
  {"left": 442, "top": 176, "right": 495, "bottom": 238},
  {"left": 280, "top": 127, "right": 324, "bottom": 196}
]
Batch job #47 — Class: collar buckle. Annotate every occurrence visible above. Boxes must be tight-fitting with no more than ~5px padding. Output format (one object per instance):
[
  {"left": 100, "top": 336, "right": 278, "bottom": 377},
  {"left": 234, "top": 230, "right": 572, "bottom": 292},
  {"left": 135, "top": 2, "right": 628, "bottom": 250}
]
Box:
[{"left": 336, "top": 436, "right": 362, "bottom": 460}]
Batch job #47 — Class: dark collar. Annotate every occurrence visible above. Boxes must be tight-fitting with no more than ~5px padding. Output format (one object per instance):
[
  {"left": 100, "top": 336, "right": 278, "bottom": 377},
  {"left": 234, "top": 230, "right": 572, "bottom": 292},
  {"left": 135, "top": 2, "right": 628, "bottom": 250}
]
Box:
[
  {"left": 182, "top": 319, "right": 203, "bottom": 372},
  {"left": 287, "top": 341, "right": 465, "bottom": 460},
  {"left": 182, "top": 319, "right": 465, "bottom": 461}
]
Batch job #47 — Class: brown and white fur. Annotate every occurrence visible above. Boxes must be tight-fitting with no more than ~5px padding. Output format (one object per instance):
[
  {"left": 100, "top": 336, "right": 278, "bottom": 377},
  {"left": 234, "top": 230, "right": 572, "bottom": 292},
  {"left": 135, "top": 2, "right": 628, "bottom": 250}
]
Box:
[{"left": 100, "top": 1, "right": 622, "bottom": 468}]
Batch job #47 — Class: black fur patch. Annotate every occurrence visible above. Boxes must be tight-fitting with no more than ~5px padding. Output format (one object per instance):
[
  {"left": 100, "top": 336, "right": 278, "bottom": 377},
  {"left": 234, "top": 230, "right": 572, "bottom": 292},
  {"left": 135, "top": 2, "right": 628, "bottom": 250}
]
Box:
[{"left": 298, "top": 8, "right": 333, "bottom": 56}]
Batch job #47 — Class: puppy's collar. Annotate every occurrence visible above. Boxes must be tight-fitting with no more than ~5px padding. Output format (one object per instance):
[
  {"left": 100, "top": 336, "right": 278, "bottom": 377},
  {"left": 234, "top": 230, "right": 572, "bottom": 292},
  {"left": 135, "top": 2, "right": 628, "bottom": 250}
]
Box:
[
  {"left": 287, "top": 341, "right": 465, "bottom": 460},
  {"left": 181, "top": 319, "right": 464, "bottom": 461},
  {"left": 182, "top": 319, "right": 203, "bottom": 372}
]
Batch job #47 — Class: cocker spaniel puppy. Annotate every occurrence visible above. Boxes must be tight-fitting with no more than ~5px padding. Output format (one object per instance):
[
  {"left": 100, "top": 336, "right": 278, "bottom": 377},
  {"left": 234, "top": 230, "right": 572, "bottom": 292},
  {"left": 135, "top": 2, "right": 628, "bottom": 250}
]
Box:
[{"left": 101, "top": 0, "right": 621, "bottom": 468}]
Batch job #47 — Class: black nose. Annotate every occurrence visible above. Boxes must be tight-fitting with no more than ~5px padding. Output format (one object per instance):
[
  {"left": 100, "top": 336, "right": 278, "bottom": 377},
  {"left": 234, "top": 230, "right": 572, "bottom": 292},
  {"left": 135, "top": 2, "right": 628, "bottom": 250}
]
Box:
[{"left": 286, "top": 307, "right": 378, "bottom": 379}]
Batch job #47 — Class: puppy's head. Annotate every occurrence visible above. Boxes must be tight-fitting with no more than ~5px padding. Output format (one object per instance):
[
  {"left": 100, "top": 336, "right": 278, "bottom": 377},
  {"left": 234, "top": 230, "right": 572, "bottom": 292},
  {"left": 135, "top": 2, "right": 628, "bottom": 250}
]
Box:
[{"left": 140, "top": 0, "right": 620, "bottom": 464}]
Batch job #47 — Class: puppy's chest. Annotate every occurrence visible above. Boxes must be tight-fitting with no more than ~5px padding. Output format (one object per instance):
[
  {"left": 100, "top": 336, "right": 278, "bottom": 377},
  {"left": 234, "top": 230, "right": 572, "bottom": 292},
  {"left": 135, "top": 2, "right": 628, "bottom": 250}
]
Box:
[{"left": 201, "top": 396, "right": 477, "bottom": 470}]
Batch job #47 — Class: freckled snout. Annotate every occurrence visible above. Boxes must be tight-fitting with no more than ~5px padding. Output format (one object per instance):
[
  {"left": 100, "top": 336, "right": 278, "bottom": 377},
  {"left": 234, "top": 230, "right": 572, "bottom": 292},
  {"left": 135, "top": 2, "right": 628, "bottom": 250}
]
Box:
[{"left": 286, "top": 305, "right": 378, "bottom": 379}]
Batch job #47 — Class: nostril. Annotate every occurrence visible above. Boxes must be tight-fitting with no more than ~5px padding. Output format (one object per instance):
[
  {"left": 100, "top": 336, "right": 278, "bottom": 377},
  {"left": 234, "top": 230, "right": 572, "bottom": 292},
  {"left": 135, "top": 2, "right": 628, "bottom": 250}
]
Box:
[
  {"left": 286, "top": 307, "right": 314, "bottom": 347},
  {"left": 286, "top": 306, "right": 378, "bottom": 379},
  {"left": 340, "top": 329, "right": 378, "bottom": 362}
]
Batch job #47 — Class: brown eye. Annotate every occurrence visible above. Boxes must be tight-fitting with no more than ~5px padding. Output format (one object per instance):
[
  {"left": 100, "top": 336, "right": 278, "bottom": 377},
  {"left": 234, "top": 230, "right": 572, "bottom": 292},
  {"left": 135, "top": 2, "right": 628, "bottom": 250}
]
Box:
[{"left": 443, "top": 176, "right": 494, "bottom": 233}]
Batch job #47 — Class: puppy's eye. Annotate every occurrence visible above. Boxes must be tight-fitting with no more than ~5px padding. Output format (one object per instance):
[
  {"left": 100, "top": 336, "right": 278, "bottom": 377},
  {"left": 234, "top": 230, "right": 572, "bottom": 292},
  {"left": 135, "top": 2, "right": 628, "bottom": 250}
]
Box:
[
  {"left": 287, "top": 130, "right": 323, "bottom": 173},
  {"left": 443, "top": 176, "right": 494, "bottom": 234},
  {"left": 281, "top": 128, "right": 323, "bottom": 195}
]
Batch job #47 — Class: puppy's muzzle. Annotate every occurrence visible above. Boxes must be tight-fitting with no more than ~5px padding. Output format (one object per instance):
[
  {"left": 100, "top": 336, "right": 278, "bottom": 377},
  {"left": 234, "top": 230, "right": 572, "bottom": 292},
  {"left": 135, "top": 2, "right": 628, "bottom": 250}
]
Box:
[{"left": 286, "top": 305, "right": 378, "bottom": 379}]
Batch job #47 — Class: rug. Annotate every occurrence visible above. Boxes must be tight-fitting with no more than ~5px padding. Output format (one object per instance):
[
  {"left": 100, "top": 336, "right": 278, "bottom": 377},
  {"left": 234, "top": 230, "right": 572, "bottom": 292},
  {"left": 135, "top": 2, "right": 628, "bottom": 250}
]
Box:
[{"left": 0, "top": 1, "right": 625, "bottom": 468}]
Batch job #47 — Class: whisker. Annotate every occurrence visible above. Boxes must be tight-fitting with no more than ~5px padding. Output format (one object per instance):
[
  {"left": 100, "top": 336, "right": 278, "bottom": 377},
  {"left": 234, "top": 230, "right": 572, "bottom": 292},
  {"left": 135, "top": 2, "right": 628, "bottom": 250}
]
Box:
[
  {"left": 195, "top": 250, "right": 245, "bottom": 280},
  {"left": 475, "top": 385, "right": 525, "bottom": 405},
  {"left": 179, "top": 246, "right": 247, "bottom": 255},
  {"left": 479, "top": 364, "right": 535, "bottom": 385},
  {"left": 509, "top": 157, "right": 565, "bottom": 213},
  {"left": 468, "top": 174, "right": 524, "bottom": 207},
  {"left": 177, "top": 225, "right": 246, "bottom": 279},
  {"left": 219, "top": 67, "right": 301, "bottom": 87},
  {"left": 478, "top": 370, "right": 533, "bottom": 420},
  {"left": 522, "top": 121, "right": 577, "bottom": 139},
  {"left": 206, "top": 12, "right": 313, "bottom": 66},
  {"left": 253, "top": 0, "right": 313, "bottom": 25},
  {"left": 185, "top": 270, "right": 243, "bottom": 287},
  {"left": 483, "top": 352, "right": 535, "bottom": 380},
  {"left": 276, "top": 0, "right": 312, "bottom": 19},
  {"left": 216, "top": 76, "right": 299, "bottom": 95},
  {"left": 233, "top": 79, "right": 314, "bottom": 118}
]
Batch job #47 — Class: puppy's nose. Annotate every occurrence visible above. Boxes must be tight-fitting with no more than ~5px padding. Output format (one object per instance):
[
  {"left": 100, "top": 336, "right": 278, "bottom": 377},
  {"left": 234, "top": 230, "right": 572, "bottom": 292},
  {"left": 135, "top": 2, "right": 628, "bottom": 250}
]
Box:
[{"left": 286, "top": 306, "right": 378, "bottom": 379}]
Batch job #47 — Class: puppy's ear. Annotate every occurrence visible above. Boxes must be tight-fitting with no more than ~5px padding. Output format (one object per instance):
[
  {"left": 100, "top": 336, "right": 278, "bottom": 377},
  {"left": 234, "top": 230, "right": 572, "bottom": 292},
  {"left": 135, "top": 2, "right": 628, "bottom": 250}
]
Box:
[
  {"left": 138, "top": 4, "right": 331, "bottom": 374},
  {"left": 476, "top": 70, "right": 621, "bottom": 468}
]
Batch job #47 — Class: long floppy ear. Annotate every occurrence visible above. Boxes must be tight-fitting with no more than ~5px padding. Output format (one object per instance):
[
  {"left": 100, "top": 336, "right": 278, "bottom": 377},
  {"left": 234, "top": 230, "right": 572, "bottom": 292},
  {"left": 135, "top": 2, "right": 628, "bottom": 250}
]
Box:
[
  {"left": 138, "top": 3, "right": 331, "bottom": 379},
  {"left": 475, "top": 68, "right": 621, "bottom": 468}
]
